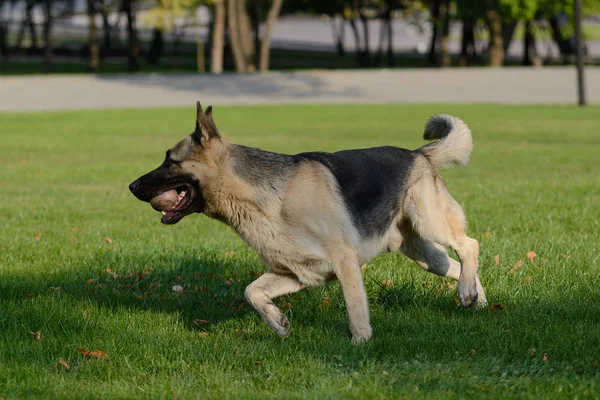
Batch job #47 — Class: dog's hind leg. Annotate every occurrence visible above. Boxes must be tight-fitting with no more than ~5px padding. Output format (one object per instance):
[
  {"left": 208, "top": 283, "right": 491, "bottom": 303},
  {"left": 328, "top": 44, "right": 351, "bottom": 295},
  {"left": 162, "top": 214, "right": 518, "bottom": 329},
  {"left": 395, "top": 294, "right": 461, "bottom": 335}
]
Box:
[
  {"left": 404, "top": 173, "right": 484, "bottom": 309},
  {"left": 245, "top": 272, "right": 305, "bottom": 337},
  {"left": 400, "top": 234, "right": 487, "bottom": 307},
  {"left": 332, "top": 248, "right": 372, "bottom": 344}
]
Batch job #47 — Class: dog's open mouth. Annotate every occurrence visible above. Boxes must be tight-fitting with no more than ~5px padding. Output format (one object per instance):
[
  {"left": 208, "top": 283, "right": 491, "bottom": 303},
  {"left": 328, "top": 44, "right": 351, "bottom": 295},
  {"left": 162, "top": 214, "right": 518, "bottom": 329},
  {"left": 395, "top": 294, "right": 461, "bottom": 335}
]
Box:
[{"left": 150, "top": 185, "right": 194, "bottom": 225}]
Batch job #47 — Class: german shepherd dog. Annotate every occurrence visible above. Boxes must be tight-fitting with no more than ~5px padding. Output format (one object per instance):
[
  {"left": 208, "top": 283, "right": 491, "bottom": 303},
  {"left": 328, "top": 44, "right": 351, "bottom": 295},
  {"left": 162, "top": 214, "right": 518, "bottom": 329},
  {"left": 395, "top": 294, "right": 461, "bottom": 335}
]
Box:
[{"left": 129, "top": 102, "right": 487, "bottom": 343}]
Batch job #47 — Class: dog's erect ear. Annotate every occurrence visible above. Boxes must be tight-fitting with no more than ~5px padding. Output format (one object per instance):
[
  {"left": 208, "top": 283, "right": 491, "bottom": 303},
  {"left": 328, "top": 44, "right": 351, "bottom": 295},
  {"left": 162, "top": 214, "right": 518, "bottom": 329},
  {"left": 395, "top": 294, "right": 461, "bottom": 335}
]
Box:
[{"left": 192, "top": 101, "right": 220, "bottom": 145}]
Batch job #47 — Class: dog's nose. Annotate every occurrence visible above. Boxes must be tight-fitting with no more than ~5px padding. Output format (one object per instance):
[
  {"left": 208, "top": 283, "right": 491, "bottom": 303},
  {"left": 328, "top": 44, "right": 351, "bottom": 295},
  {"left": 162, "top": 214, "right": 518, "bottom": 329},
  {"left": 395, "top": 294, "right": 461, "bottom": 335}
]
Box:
[{"left": 129, "top": 180, "right": 140, "bottom": 194}]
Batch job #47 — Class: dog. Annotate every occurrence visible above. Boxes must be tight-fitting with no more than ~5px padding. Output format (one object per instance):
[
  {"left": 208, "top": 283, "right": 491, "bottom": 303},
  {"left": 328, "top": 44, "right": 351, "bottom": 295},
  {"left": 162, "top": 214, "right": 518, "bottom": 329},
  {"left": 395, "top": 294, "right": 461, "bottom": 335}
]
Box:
[{"left": 129, "top": 102, "right": 487, "bottom": 343}]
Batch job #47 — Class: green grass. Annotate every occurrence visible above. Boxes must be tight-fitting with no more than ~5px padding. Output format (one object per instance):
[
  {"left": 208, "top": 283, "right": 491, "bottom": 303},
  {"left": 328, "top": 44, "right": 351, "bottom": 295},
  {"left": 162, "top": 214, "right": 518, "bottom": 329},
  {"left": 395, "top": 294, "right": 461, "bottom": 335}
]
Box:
[{"left": 1, "top": 104, "right": 599, "bottom": 399}]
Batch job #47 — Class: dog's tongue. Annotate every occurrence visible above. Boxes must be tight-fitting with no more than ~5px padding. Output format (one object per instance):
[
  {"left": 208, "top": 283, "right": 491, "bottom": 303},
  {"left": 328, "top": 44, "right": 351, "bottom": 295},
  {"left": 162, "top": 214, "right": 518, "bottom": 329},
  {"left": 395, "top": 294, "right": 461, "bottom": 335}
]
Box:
[{"left": 150, "top": 190, "right": 180, "bottom": 212}]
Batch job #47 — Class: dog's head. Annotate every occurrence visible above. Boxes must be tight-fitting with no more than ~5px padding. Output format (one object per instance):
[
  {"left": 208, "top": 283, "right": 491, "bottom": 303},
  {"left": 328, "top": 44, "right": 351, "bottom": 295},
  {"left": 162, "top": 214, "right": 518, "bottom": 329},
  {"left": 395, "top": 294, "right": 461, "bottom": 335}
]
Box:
[{"left": 129, "top": 101, "right": 223, "bottom": 225}]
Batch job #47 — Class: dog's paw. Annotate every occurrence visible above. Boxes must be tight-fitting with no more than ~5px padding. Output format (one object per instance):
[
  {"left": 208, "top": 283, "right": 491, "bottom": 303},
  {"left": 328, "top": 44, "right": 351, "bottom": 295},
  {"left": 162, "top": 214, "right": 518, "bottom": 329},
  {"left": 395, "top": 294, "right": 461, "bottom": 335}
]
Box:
[
  {"left": 474, "top": 298, "right": 488, "bottom": 309},
  {"left": 350, "top": 325, "right": 372, "bottom": 344},
  {"left": 458, "top": 280, "right": 478, "bottom": 308},
  {"left": 267, "top": 313, "right": 290, "bottom": 337}
]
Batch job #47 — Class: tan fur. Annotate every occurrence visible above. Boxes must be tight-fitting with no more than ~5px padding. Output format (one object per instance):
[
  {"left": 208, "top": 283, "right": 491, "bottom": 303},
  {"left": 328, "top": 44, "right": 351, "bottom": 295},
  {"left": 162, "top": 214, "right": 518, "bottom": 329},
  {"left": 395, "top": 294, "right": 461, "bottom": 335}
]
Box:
[{"left": 155, "top": 106, "right": 486, "bottom": 343}]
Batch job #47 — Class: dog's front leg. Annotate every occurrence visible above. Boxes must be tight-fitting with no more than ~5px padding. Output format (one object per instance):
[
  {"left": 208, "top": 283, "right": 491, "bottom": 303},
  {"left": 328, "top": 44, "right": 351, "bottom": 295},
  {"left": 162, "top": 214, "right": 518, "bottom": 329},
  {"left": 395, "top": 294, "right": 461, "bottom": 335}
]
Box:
[
  {"left": 244, "top": 272, "right": 304, "bottom": 337},
  {"left": 334, "top": 251, "right": 372, "bottom": 344}
]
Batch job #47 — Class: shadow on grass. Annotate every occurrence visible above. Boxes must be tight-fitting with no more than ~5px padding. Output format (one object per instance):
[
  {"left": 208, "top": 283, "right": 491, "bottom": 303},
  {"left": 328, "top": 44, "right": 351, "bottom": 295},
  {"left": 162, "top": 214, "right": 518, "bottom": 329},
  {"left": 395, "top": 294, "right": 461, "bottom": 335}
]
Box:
[{"left": 1, "top": 247, "right": 599, "bottom": 375}]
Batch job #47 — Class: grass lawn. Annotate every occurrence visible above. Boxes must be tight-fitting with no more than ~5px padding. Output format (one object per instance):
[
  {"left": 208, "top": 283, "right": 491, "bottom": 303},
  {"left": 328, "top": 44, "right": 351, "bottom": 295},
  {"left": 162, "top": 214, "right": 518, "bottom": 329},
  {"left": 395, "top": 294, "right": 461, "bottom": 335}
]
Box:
[{"left": 0, "top": 104, "right": 599, "bottom": 399}]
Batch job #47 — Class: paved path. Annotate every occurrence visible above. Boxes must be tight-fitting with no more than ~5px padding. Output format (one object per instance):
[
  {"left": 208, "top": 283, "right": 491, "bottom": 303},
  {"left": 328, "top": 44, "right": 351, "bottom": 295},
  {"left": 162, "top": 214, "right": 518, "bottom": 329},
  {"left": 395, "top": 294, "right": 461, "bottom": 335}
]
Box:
[{"left": 1, "top": 67, "right": 598, "bottom": 112}]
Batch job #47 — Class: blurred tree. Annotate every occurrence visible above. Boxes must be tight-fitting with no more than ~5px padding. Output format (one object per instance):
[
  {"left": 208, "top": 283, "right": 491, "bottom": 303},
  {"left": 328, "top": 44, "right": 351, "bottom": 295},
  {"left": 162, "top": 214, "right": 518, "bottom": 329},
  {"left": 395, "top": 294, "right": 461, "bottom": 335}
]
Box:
[
  {"left": 259, "top": 0, "right": 282, "bottom": 70},
  {"left": 0, "top": 0, "right": 8, "bottom": 58},
  {"left": 15, "top": 0, "right": 39, "bottom": 51},
  {"left": 42, "top": 0, "right": 53, "bottom": 72},
  {"left": 87, "top": 0, "right": 101, "bottom": 71},
  {"left": 228, "top": 0, "right": 283, "bottom": 72},
  {"left": 283, "top": 0, "right": 401, "bottom": 67},
  {"left": 457, "top": 0, "right": 482, "bottom": 65},
  {"left": 144, "top": 0, "right": 204, "bottom": 66},
  {"left": 210, "top": 0, "right": 224, "bottom": 73},
  {"left": 281, "top": 0, "right": 347, "bottom": 56},
  {"left": 428, "top": 0, "right": 451, "bottom": 67},
  {"left": 99, "top": 0, "right": 119, "bottom": 51},
  {"left": 120, "top": 0, "right": 140, "bottom": 71}
]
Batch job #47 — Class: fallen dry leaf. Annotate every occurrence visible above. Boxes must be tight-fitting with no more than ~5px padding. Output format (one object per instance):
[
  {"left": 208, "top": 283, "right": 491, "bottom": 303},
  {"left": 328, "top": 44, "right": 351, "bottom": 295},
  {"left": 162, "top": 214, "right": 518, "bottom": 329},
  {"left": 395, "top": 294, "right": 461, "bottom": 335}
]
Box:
[
  {"left": 77, "top": 348, "right": 110, "bottom": 359},
  {"left": 33, "top": 232, "right": 42, "bottom": 241},
  {"left": 526, "top": 251, "right": 537, "bottom": 263},
  {"left": 57, "top": 358, "right": 71, "bottom": 371},
  {"left": 177, "top": 276, "right": 184, "bottom": 282},
  {"left": 381, "top": 279, "right": 392, "bottom": 288},
  {"left": 83, "top": 307, "right": 92, "bottom": 318},
  {"left": 224, "top": 278, "right": 235, "bottom": 285},
  {"left": 69, "top": 236, "right": 78, "bottom": 243},
  {"left": 321, "top": 297, "right": 332, "bottom": 308},
  {"left": 470, "top": 349, "right": 476, "bottom": 356},
  {"left": 255, "top": 361, "right": 263, "bottom": 366},
  {"left": 528, "top": 348, "right": 537, "bottom": 356},
  {"left": 482, "top": 231, "right": 494, "bottom": 238},
  {"left": 494, "top": 255, "right": 500, "bottom": 266},
  {"left": 194, "top": 319, "right": 210, "bottom": 326},
  {"left": 490, "top": 303, "right": 504, "bottom": 311},
  {"left": 511, "top": 259, "right": 523, "bottom": 274},
  {"left": 105, "top": 267, "right": 117, "bottom": 278},
  {"left": 105, "top": 237, "right": 113, "bottom": 244},
  {"left": 29, "top": 330, "right": 42, "bottom": 341},
  {"left": 524, "top": 275, "right": 532, "bottom": 285},
  {"left": 278, "top": 300, "right": 292, "bottom": 310},
  {"left": 224, "top": 251, "right": 236, "bottom": 258},
  {"left": 543, "top": 353, "right": 549, "bottom": 362},
  {"left": 360, "top": 263, "right": 368, "bottom": 270},
  {"left": 198, "top": 332, "right": 210, "bottom": 338}
]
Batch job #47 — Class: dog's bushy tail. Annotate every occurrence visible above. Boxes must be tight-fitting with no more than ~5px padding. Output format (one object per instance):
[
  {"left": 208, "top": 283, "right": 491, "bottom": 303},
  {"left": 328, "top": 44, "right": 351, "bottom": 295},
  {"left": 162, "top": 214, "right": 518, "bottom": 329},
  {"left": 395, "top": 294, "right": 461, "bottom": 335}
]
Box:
[{"left": 417, "top": 114, "right": 473, "bottom": 169}]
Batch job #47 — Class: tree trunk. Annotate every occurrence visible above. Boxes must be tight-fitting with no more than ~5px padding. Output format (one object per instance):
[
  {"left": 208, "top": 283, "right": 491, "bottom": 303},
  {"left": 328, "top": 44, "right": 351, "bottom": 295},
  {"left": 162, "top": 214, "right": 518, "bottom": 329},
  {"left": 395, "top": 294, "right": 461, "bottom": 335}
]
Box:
[
  {"left": 123, "top": 0, "right": 140, "bottom": 71},
  {"left": 0, "top": 15, "right": 7, "bottom": 59},
  {"left": 428, "top": 0, "right": 441, "bottom": 64},
  {"left": 502, "top": 20, "right": 517, "bottom": 53},
  {"left": 100, "top": 5, "right": 112, "bottom": 50},
  {"left": 485, "top": 0, "right": 504, "bottom": 67},
  {"left": 259, "top": 0, "right": 282, "bottom": 72},
  {"left": 211, "top": 0, "right": 225, "bottom": 73},
  {"left": 250, "top": 0, "right": 262, "bottom": 69},
  {"left": 331, "top": 16, "right": 345, "bottom": 57},
  {"left": 29, "top": 3, "right": 38, "bottom": 49},
  {"left": 523, "top": 20, "right": 540, "bottom": 66},
  {"left": 359, "top": 12, "right": 370, "bottom": 67},
  {"left": 146, "top": 28, "right": 163, "bottom": 65},
  {"left": 347, "top": 16, "right": 362, "bottom": 66},
  {"left": 460, "top": 18, "right": 476, "bottom": 65},
  {"left": 227, "top": 0, "right": 246, "bottom": 72},
  {"left": 386, "top": 0, "right": 393, "bottom": 67},
  {"left": 236, "top": 0, "right": 255, "bottom": 71},
  {"left": 42, "top": 0, "right": 52, "bottom": 73},
  {"left": 87, "top": 0, "right": 101, "bottom": 72},
  {"left": 16, "top": 3, "right": 37, "bottom": 51},
  {"left": 548, "top": 16, "right": 569, "bottom": 61},
  {"left": 375, "top": 18, "right": 386, "bottom": 66},
  {"left": 438, "top": 0, "right": 450, "bottom": 67}
]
